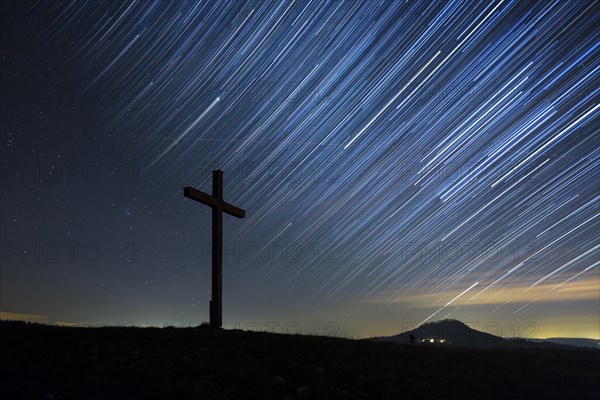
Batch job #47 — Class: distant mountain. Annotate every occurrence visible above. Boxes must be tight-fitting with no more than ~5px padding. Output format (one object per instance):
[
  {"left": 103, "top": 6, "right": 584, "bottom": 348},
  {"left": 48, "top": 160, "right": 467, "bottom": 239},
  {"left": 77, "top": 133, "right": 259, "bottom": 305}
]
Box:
[
  {"left": 528, "top": 337, "right": 600, "bottom": 349},
  {"left": 369, "top": 319, "right": 596, "bottom": 349},
  {"left": 370, "top": 319, "right": 505, "bottom": 348}
]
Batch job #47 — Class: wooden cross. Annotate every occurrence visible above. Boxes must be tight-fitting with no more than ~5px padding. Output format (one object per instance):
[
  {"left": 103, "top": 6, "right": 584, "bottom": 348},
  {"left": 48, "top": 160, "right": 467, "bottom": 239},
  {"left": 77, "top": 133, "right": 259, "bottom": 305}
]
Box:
[{"left": 183, "top": 170, "right": 245, "bottom": 328}]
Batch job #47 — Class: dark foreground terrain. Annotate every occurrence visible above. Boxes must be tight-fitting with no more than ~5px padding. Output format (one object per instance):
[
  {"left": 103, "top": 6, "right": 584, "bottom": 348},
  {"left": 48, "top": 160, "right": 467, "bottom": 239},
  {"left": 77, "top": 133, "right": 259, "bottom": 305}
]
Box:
[{"left": 2, "top": 321, "right": 598, "bottom": 400}]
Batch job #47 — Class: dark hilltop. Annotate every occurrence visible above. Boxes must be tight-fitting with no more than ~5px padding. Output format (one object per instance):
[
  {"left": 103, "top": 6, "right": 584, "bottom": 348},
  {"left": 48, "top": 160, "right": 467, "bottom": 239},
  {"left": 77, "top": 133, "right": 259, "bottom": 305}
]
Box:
[{"left": 2, "top": 319, "right": 599, "bottom": 399}]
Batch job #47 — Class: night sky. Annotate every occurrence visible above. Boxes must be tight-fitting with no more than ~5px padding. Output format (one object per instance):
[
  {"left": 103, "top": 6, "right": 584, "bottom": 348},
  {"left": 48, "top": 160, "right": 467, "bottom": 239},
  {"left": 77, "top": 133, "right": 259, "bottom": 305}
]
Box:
[{"left": 1, "top": 0, "right": 598, "bottom": 339}]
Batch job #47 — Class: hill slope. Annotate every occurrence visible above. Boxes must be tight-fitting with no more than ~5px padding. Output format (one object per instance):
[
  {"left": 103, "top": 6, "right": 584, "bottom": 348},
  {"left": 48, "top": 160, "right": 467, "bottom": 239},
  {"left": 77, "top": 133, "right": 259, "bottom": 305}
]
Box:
[{"left": 1, "top": 320, "right": 599, "bottom": 399}]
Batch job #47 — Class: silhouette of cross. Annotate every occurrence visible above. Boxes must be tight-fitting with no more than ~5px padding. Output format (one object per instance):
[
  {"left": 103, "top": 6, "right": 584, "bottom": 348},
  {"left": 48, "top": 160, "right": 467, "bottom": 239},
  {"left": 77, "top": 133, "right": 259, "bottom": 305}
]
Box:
[{"left": 184, "top": 170, "right": 245, "bottom": 328}]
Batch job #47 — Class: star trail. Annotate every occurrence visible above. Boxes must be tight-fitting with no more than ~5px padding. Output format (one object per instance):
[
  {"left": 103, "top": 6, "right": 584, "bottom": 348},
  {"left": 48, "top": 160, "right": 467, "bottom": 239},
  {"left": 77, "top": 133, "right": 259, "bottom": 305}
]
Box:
[{"left": 1, "top": 0, "right": 598, "bottom": 339}]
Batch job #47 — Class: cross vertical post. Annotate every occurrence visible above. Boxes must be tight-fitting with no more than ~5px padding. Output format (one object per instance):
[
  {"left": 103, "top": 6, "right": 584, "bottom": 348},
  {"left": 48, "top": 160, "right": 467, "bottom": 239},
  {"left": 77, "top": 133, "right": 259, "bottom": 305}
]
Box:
[
  {"left": 211, "top": 170, "right": 223, "bottom": 328},
  {"left": 183, "top": 170, "right": 245, "bottom": 328}
]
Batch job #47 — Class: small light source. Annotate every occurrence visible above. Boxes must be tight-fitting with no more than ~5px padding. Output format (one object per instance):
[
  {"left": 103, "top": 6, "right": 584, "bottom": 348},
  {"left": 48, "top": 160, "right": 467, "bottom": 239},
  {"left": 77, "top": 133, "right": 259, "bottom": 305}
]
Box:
[
  {"left": 429, "top": 339, "right": 434, "bottom": 343},
  {"left": 440, "top": 339, "right": 446, "bottom": 343}
]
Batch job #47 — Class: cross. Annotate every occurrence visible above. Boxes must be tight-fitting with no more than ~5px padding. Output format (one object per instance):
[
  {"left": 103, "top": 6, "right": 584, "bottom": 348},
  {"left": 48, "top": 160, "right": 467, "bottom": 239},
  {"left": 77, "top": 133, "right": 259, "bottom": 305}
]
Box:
[{"left": 183, "top": 170, "right": 245, "bottom": 328}]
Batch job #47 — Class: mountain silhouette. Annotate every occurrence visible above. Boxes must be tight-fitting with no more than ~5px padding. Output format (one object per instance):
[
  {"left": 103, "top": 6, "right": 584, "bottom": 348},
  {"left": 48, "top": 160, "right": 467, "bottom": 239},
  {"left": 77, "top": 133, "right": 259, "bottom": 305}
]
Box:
[
  {"left": 528, "top": 337, "right": 599, "bottom": 349},
  {"left": 370, "top": 319, "right": 506, "bottom": 348},
  {"left": 368, "top": 319, "right": 594, "bottom": 349}
]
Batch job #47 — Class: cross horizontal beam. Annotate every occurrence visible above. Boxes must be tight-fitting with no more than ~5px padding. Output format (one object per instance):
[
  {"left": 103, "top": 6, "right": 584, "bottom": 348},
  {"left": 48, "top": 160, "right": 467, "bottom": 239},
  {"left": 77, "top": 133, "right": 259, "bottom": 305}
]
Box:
[{"left": 183, "top": 186, "right": 245, "bottom": 218}]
